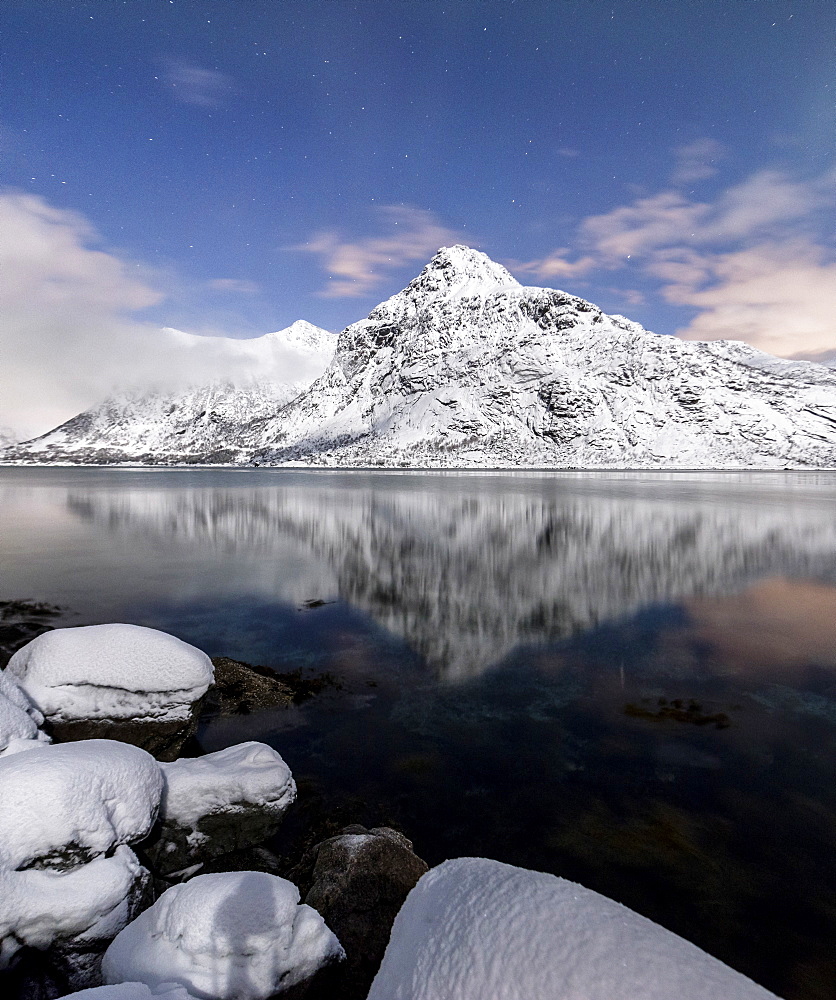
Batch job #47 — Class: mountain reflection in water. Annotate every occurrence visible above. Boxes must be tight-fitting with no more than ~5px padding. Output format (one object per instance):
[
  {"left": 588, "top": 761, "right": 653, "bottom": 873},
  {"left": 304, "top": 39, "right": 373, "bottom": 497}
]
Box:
[
  {"left": 2, "top": 468, "right": 836, "bottom": 1000},
  {"left": 52, "top": 470, "right": 836, "bottom": 681}
]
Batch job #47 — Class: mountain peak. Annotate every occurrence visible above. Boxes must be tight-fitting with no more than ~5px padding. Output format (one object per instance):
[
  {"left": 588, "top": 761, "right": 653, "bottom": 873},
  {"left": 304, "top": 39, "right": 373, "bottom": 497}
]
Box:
[{"left": 403, "top": 245, "right": 520, "bottom": 300}]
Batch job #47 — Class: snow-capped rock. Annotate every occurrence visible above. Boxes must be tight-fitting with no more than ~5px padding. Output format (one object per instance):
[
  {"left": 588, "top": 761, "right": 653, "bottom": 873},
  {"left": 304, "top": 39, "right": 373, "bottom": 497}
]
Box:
[
  {"left": 146, "top": 742, "right": 297, "bottom": 876},
  {"left": 7, "top": 321, "right": 335, "bottom": 464},
  {"left": 0, "top": 691, "right": 50, "bottom": 757},
  {"left": 0, "top": 846, "right": 150, "bottom": 972},
  {"left": 367, "top": 857, "right": 779, "bottom": 1000},
  {"left": 61, "top": 986, "right": 198, "bottom": 1000},
  {"left": 0, "top": 740, "right": 162, "bottom": 872},
  {"left": 102, "top": 871, "right": 345, "bottom": 1000},
  {"left": 251, "top": 245, "right": 836, "bottom": 469},
  {"left": 6, "top": 624, "right": 214, "bottom": 724}
]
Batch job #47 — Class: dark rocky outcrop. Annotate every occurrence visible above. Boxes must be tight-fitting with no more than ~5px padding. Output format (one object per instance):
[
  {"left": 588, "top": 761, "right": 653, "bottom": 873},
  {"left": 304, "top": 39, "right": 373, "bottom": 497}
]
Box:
[{"left": 293, "top": 825, "right": 428, "bottom": 1000}]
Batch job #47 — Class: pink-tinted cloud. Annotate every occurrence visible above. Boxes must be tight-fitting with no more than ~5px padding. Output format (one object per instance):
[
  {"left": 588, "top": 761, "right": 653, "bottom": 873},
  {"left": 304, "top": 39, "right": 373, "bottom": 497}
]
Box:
[
  {"left": 514, "top": 152, "right": 836, "bottom": 358},
  {"left": 508, "top": 249, "right": 598, "bottom": 283},
  {"left": 296, "top": 206, "right": 463, "bottom": 297}
]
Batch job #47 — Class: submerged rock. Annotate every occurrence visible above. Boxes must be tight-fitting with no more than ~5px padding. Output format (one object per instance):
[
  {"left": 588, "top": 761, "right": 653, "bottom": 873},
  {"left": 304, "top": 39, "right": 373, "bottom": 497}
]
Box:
[
  {"left": 144, "top": 742, "right": 296, "bottom": 877},
  {"left": 367, "top": 857, "right": 780, "bottom": 1000},
  {"left": 295, "top": 825, "right": 428, "bottom": 999},
  {"left": 208, "top": 657, "right": 294, "bottom": 715},
  {"left": 102, "top": 871, "right": 345, "bottom": 1000}
]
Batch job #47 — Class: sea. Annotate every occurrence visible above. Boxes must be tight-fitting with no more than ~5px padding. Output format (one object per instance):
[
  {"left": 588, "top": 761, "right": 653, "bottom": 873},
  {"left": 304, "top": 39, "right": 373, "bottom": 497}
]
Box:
[{"left": 2, "top": 466, "right": 835, "bottom": 999}]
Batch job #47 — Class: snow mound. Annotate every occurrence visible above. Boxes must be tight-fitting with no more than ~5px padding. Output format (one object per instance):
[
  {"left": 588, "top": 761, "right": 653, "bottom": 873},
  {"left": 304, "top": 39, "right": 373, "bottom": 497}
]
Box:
[
  {"left": 0, "top": 691, "right": 50, "bottom": 756},
  {"left": 0, "top": 668, "right": 43, "bottom": 724},
  {"left": 0, "top": 846, "right": 149, "bottom": 969},
  {"left": 159, "top": 741, "right": 296, "bottom": 830},
  {"left": 102, "top": 871, "right": 345, "bottom": 1000},
  {"left": 367, "top": 857, "right": 780, "bottom": 1000},
  {"left": 0, "top": 740, "right": 163, "bottom": 871},
  {"left": 61, "top": 985, "right": 198, "bottom": 1000},
  {"left": 7, "top": 624, "right": 214, "bottom": 723}
]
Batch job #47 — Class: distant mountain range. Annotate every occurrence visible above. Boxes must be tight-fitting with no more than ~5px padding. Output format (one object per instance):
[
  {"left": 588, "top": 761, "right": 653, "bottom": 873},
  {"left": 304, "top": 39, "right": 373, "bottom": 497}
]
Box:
[{"left": 6, "top": 247, "right": 836, "bottom": 468}]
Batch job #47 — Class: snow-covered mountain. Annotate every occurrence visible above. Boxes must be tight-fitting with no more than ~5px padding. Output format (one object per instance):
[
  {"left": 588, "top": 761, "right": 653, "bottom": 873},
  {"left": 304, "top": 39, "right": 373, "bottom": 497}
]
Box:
[
  {"left": 7, "top": 321, "right": 335, "bottom": 464},
  {"left": 7, "top": 247, "right": 836, "bottom": 467},
  {"left": 249, "top": 247, "right": 836, "bottom": 469}
]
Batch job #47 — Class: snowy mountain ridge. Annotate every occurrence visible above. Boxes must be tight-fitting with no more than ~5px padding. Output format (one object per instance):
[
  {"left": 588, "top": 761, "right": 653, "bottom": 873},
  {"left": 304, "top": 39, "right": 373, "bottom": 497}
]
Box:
[
  {"left": 249, "top": 246, "right": 836, "bottom": 469},
  {"left": 6, "top": 246, "right": 836, "bottom": 468},
  {"left": 9, "top": 321, "right": 336, "bottom": 464}
]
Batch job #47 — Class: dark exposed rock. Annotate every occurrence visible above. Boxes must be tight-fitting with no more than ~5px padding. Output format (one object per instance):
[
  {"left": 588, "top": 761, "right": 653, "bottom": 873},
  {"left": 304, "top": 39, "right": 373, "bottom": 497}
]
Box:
[
  {"left": 0, "top": 600, "right": 64, "bottom": 670},
  {"left": 209, "top": 656, "right": 294, "bottom": 714},
  {"left": 45, "top": 712, "right": 202, "bottom": 762},
  {"left": 144, "top": 801, "right": 291, "bottom": 878},
  {"left": 295, "top": 825, "right": 428, "bottom": 1000}
]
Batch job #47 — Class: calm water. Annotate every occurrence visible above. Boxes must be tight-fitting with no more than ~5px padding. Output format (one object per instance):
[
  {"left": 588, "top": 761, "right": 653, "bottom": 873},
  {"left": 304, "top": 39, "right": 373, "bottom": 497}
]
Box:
[{"left": 2, "top": 467, "right": 836, "bottom": 998}]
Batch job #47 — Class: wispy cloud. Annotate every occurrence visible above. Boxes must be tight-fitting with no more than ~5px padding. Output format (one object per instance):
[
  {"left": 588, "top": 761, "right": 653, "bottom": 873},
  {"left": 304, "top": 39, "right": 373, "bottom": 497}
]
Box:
[
  {"left": 296, "top": 206, "right": 463, "bottom": 297},
  {"left": 0, "top": 194, "right": 318, "bottom": 439},
  {"left": 512, "top": 146, "right": 836, "bottom": 358},
  {"left": 161, "top": 60, "right": 233, "bottom": 107},
  {"left": 508, "top": 249, "right": 598, "bottom": 283},
  {"left": 670, "top": 138, "right": 725, "bottom": 185},
  {"left": 208, "top": 278, "right": 260, "bottom": 294}
]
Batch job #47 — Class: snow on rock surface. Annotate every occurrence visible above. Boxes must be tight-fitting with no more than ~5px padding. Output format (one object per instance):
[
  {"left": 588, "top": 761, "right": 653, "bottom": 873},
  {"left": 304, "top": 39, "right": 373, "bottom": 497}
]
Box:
[
  {"left": 146, "top": 742, "right": 297, "bottom": 874},
  {"left": 102, "top": 871, "right": 345, "bottom": 1000},
  {"left": 249, "top": 245, "right": 836, "bottom": 469},
  {"left": 367, "top": 857, "right": 780, "bottom": 1000},
  {"left": 0, "top": 739, "right": 163, "bottom": 871},
  {"left": 0, "top": 691, "right": 50, "bottom": 756},
  {"left": 61, "top": 986, "right": 198, "bottom": 1000},
  {"left": 60, "top": 985, "right": 198, "bottom": 1000},
  {"left": 159, "top": 742, "right": 296, "bottom": 829},
  {"left": 6, "top": 624, "right": 214, "bottom": 723},
  {"left": 0, "top": 846, "right": 150, "bottom": 969},
  {"left": 0, "top": 668, "right": 43, "bottom": 723}
]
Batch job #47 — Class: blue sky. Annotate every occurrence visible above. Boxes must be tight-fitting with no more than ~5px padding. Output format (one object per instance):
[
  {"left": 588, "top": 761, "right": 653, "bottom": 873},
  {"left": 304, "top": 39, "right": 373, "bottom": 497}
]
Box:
[{"left": 1, "top": 0, "right": 834, "bottom": 436}]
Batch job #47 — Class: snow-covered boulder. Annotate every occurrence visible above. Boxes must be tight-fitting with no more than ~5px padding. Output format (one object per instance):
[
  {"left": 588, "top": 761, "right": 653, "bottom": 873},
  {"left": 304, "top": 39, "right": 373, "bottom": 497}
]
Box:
[
  {"left": 0, "top": 740, "right": 163, "bottom": 871},
  {"left": 367, "top": 857, "right": 780, "bottom": 1000},
  {"left": 102, "top": 871, "right": 345, "bottom": 1000},
  {"left": 0, "top": 667, "right": 44, "bottom": 724},
  {"left": 0, "top": 845, "right": 150, "bottom": 972},
  {"left": 6, "top": 624, "right": 214, "bottom": 724},
  {"left": 0, "top": 690, "right": 51, "bottom": 757},
  {"left": 59, "top": 984, "right": 198, "bottom": 1000},
  {"left": 145, "top": 742, "right": 297, "bottom": 876}
]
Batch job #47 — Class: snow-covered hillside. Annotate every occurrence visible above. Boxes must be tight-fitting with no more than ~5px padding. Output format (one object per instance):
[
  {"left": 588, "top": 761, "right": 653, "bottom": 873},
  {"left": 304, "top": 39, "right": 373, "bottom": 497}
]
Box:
[
  {"left": 6, "top": 247, "right": 836, "bottom": 467},
  {"left": 7, "top": 321, "right": 335, "bottom": 464},
  {"left": 250, "top": 247, "right": 836, "bottom": 469}
]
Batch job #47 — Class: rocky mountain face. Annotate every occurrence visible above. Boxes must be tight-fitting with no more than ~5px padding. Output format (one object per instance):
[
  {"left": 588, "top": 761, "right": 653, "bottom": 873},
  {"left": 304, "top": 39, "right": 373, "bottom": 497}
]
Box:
[
  {"left": 6, "top": 247, "right": 836, "bottom": 467},
  {"left": 5, "top": 321, "right": 335, "bottom": 464},
  {"left": 250, "top": 247, "right": 836, "bottom": 469}
]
